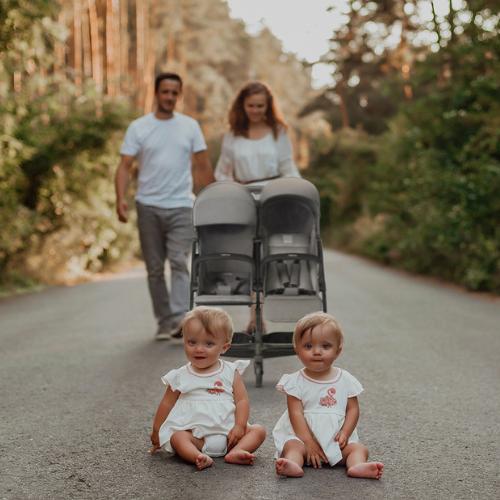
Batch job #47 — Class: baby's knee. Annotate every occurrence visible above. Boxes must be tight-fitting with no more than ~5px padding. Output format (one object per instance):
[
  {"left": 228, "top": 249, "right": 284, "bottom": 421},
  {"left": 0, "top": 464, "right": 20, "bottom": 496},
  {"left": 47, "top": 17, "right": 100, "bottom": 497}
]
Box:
[
  {"left": 169, "top": 430, "right": 187, "bottom": 448},
  {"left": 347, "top": 442, "right": 369, "bottom": 457},
  {"left": 248, "top": 424, "right": 266, "bottom": 438},
  {"left": 283, "top": 438, "right": 305, "bottom": 454}
]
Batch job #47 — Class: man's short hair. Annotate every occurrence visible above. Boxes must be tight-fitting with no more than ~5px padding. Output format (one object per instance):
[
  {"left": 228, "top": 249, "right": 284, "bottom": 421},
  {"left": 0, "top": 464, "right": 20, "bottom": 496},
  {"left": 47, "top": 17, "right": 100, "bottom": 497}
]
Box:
[{"left": 154, "top": 72, "right": 183, "bottom": 92}]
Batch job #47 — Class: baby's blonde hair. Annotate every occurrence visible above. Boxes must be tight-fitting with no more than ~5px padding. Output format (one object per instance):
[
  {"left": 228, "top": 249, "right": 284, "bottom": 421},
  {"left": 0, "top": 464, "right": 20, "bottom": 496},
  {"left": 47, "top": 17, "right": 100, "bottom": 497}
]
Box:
[
  {"left": 293, "top": 311, "right": 344, "bottom": 348},
  {"left": 181, "top": 306, "right": 234, "bottom": 343}
]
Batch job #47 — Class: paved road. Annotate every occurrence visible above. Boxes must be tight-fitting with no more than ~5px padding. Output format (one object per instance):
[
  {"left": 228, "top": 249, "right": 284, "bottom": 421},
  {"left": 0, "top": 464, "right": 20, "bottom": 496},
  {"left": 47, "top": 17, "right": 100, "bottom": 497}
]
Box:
[{"left": 1, "top": 250, "right": 499, "bottom": 499}]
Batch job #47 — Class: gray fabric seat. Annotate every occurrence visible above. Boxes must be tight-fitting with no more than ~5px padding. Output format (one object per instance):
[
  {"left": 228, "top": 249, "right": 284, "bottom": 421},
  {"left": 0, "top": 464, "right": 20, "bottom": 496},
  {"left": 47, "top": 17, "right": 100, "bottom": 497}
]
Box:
[
  {"left": 192, "top": 182, "right": 257, "bottom": 305},
  {"left": 259, "top": 178, "right": 323, "bottom": 322}
]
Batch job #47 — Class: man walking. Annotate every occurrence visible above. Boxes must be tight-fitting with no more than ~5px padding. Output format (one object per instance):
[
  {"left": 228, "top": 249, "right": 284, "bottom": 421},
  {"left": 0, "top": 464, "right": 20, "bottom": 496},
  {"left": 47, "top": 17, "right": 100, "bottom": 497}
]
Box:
[{"left": 115, "top": 72, "right": 214, "bottom": 340}]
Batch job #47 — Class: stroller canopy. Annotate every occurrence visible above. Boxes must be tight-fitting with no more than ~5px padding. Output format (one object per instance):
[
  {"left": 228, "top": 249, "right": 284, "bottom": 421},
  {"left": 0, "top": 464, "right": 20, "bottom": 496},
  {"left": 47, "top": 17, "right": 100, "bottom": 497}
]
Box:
[
  {"left": 260, "top": 178, "right": 320, "bottom": 221},
  {"left": 259, "top": 178, "right": 320, "bottom": 235},
  {"left": 193, "top": 181, "right": 257, "bottom": 227}
]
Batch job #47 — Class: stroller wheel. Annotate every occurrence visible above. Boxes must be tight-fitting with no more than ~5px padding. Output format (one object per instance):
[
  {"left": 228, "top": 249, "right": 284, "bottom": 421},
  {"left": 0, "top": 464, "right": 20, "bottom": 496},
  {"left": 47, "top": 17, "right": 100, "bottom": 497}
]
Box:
[{"left": 254, "top": 359, "right": 263, "bottom": 387}]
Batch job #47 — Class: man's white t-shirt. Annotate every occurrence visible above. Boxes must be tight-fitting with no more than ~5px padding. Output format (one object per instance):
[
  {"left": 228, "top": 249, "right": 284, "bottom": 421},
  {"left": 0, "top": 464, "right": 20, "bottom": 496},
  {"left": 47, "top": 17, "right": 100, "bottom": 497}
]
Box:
[{"left": 120, "top": 112, "right": 207, "bottom": 209}]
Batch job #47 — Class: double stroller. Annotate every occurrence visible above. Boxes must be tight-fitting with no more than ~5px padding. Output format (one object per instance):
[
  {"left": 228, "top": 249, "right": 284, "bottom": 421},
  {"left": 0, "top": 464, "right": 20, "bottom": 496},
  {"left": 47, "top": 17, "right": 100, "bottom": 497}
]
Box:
[{"left": 190, "top": 178, "right": 327, "bottom": 386}]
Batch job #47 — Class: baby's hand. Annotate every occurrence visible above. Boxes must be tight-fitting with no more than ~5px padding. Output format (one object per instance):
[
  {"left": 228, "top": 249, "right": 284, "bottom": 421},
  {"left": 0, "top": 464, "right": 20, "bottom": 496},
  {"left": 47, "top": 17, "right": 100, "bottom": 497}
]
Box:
[
  {"left": 334, "top": 430, "right": 348, "bottom": 449},
  {"left": 149, "top": 431, "right": 161, "bottom": 454},
  {"left": 305, "top": 439, "right": 327, "bottom": 468},
  {"left": 227, "top": 424, "right": 246, "bottom": 450}
]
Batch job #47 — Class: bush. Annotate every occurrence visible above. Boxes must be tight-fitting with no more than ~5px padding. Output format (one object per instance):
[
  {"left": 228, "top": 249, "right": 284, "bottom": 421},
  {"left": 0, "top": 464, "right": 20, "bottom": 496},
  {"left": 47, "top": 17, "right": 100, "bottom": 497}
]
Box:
[{"left": 306, "top": 35, "right": 500, "bottom": 293}]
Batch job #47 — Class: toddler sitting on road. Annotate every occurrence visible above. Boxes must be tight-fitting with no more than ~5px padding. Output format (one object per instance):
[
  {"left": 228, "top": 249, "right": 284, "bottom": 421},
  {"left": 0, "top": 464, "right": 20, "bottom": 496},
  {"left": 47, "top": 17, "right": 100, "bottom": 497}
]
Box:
[
  {"left": 150, "top": 306, "right": 266, "bottom": 470},
  {"left": 272, "top": 311, "right": 384, "bottom": 479}
]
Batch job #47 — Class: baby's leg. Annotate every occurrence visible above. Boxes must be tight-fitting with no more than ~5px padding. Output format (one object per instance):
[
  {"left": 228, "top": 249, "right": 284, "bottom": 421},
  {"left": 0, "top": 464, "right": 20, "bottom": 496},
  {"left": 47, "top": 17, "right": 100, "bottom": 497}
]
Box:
[
  {"left": 275, "top": 439, "right": 306, "bottom": 478},
  {"left": 225, "top": 424, "right": 266, "bottom": 465},
  {"left": 341, "top": 443, "right": 383, "bottom": 480},
  {"left": 169, "top": 430, "right": 213, "bottom": 470}
]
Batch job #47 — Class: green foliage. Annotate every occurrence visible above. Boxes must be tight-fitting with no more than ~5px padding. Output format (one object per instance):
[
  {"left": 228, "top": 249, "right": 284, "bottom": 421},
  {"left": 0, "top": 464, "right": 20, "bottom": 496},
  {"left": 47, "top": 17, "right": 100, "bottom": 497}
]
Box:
[
  {"left": 306, "top": 130, "right": 379, "bottom": 246},
  {"left": 309, "top": 32, "right": 500, "bottom": 292},
  {"left": 0, "top": 0, "right": 58, "bottom": 52},
  {"left": 364, "top": 36, "right": 500, "bottom": 291},
  {"left": 0, "top": 3, "right": 138, "bottom": 285}
]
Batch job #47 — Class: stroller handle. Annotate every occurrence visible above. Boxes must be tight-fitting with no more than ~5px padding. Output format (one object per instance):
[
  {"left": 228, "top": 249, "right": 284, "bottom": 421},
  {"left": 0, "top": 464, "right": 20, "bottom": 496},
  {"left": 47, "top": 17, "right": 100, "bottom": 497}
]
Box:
[{"left": 244, "top": 182, "right": 265, "bottom": 201}]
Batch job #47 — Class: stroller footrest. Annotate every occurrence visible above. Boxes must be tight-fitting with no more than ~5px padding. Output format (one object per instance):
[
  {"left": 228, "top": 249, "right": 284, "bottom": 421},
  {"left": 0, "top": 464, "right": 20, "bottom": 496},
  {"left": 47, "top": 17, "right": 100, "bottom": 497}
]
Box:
[
  {"left": 263, "top": 294, "right": 323, "bottom": 322},
  {"left": 262, "top": 331, "right": 293, "bottom": 343}
]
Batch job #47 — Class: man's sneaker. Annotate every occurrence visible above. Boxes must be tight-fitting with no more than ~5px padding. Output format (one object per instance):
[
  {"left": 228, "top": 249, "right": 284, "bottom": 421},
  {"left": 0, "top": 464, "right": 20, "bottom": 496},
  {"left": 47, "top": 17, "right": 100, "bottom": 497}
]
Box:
[
  {"left": 155, "top": 326, "right": 172, "bottom": 341},
  {"left": 170, "top": 326, "right": 183, "bottom": 342}
]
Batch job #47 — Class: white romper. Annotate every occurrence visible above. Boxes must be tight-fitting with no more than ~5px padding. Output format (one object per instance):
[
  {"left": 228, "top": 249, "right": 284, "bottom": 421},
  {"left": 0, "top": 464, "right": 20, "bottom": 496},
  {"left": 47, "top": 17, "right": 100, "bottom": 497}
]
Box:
[
  {"left": 272, "top": 367, "right": 363, "bottom": 466},
  {"left": 159, "top": 359, "right": 250, "bottom": 456}
]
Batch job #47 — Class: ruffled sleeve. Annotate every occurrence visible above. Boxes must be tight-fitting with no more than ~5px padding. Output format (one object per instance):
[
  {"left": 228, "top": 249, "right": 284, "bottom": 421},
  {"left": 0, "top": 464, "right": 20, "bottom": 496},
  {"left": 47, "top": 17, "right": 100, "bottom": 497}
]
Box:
[
  {"left": 214, "top": 133, "right": 235, "bottom": 181},
  {"left": 276, "top": 372, "right": 302, "bottom": 400},
  {"left": 233, "top": 359, "right": 251, "bottom": 374},
  {"left": 225, "top": 359, "right": 251, "bottom": 376},
  {"left": 160, "top": 367, "right": 183, "bottom": 392},
  {"left": 343, "top": 370, "right": 364, "bottom": 398}
]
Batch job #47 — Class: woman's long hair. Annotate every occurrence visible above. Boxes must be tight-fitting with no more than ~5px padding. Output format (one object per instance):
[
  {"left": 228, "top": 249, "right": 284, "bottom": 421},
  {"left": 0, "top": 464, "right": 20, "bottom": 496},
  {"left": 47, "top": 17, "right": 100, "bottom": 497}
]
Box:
[{"left": 228, "top": 81, "right": 287, "bottom": 139}]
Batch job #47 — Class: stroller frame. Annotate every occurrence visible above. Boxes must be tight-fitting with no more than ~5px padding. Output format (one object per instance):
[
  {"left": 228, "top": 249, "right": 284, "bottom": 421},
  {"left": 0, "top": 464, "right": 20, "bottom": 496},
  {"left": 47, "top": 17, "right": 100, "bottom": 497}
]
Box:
[{"left": 189, "top": 180, "right": 327, "bottom": 387}]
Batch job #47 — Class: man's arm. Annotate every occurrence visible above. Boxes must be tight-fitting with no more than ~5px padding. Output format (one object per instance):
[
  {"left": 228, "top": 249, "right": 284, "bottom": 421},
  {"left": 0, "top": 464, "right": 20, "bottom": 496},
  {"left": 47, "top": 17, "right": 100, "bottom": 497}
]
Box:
[
  {"left": 115, "top": 154, "right": 135, "bottom": 222},
  {"left": 192, "top": 150, "right": 215, "bottom": 194}
]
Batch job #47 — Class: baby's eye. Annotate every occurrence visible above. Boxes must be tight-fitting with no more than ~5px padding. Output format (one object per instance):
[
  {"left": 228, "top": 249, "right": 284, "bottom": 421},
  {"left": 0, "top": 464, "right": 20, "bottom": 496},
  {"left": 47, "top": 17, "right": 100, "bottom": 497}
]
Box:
[
  {"left": 304, "top": 343, "right": 313, "bottom": 349},
  {"left": 187, "top": 340, "right": 196, "bottom": 346},
  {"left": 322, "top": 343, "right": 332, "bottom": 349},
  {"left": 206, "top": 342, "right": 215, "bottom": 347}
]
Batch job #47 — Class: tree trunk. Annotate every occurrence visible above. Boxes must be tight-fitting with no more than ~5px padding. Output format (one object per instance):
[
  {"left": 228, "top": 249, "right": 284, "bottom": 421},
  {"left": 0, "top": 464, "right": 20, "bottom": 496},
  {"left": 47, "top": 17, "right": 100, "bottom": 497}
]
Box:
[
  {"left": 105, "top": 0, "right": 117, "bottom": 96},
  {"left": 143, "top": 0, "right": 158, "bottom": 113},
  {"left": 82, "top": 3, "right": 92, "bottom": 79},
  {"left": 73, "top": 0, "right": 82, "bottom": 92},
  {"left": 337, "top": 83, "right": 350, "bottom": 129},
  {"left": 448, "top": 0, "right": 456, "bottom": 44},
  {"left": 135, "top": 0, "right": 146, "bottom": 108},
  {"left": 88, "top": 0, "right": 103, "bottom": 92},
  {"left": 430, "top": 1, "right": 442, "bottom": 47},
  {"left": 119, "top": 0, "right": 129, "bottom": 94}
]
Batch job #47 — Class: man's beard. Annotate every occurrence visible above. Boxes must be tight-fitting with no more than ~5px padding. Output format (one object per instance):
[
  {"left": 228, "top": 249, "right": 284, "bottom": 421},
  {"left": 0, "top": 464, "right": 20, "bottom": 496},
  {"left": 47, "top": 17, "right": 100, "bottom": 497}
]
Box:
[{"left": 158, "top": 102, "right": 175, "bottom": 114}]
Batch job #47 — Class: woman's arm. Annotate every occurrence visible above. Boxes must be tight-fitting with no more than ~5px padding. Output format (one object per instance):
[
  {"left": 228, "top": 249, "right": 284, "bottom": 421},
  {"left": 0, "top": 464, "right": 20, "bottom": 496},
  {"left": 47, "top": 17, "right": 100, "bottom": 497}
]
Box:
[
  {"left": 227, "top": 371, "right": 249, "bottom": 449},
  {"left": 277, "top": 131, "right": 300, "bottom": 178},
  {"left": 214, "top": 134, "right": 235, "bottom": 181},
  {"left": 150, "top": 386, "right": 180, "bottom": 452}
]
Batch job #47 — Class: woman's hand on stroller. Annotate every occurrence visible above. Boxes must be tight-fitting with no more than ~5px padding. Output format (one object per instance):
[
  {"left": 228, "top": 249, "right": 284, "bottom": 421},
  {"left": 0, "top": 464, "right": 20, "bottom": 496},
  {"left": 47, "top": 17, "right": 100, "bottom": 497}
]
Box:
[
  {"left": 227, "top": 424, "right": 246, "bottom": 449},
  {"left": 304, "top": 438, "right": 328, "bottom": 468}
]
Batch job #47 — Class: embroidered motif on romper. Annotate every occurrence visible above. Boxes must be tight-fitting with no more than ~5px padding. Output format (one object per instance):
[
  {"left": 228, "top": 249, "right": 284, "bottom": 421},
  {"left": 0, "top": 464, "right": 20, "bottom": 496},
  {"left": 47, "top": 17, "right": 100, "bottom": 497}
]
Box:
[
  {"left": 207, "top": 380, "right": 225, "bottom": 395},
  {"left": 319, "top": 387, "right": 337, "bottom": 407}
]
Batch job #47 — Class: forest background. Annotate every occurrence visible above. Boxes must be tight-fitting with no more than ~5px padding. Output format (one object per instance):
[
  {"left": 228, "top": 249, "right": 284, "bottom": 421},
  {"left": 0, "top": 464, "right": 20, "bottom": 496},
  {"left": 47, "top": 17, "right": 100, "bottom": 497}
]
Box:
[{"left": 0, "top": 0, "right": 498, "bottom": 295}]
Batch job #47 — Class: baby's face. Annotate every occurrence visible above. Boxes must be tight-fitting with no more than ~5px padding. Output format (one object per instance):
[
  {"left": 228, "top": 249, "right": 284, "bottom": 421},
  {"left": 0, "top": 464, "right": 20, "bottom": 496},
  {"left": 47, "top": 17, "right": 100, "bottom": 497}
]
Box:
[
  {"left": 295, "top": 325, "right": 341, "bottom": 375},
  {"left": 183, "top": 319, "right": 230, "bottom": 373}
]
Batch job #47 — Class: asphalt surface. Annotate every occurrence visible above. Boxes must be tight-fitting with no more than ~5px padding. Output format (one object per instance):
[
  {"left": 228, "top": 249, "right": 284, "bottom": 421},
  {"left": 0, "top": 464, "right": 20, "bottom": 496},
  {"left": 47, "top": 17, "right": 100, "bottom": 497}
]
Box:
[{"left": 1, "top": 250, "right": 499, "bottom": 499}]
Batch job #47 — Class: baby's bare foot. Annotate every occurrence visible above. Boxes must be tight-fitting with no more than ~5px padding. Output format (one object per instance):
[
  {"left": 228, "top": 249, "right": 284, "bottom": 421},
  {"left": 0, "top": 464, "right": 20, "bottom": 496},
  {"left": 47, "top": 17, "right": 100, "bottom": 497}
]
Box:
[
  {"left": 195, "top": 453, "right": 214, "bottom": 470},
  {"left": 347, "top": 462, "right": 384, "bottom": 479},
  {"left": 275, "top": 458, "right": 304, "bottom": 477},
  {"left": 224, "top": 449, "right": 255, "bottom": 465}
]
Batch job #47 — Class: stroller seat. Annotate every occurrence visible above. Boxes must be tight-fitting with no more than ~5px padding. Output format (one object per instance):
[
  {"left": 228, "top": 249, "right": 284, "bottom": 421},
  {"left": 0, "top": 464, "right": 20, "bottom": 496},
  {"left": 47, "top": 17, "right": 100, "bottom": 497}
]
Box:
[
  {"left": 266, "top": 233, "right": 315, "bottom": 295},
  {"left": 259, "top": 178, "right": 325, "bottom": 322},
  {"left": 191, "top": 183, "right": 257, "bottom": 306}
]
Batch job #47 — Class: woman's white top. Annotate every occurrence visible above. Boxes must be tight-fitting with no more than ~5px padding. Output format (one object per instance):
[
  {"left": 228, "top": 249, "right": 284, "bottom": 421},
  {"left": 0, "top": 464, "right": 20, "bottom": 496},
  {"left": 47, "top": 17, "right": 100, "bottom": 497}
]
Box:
[
  {"left": 214, "top": 130, "right": 300, "bottom": 183},
  {"left": 272, "top": 367, "right": 363, "bottom": 466},
  {"left": 158, "top": 359, "right": 250, "bottom": 452}
]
